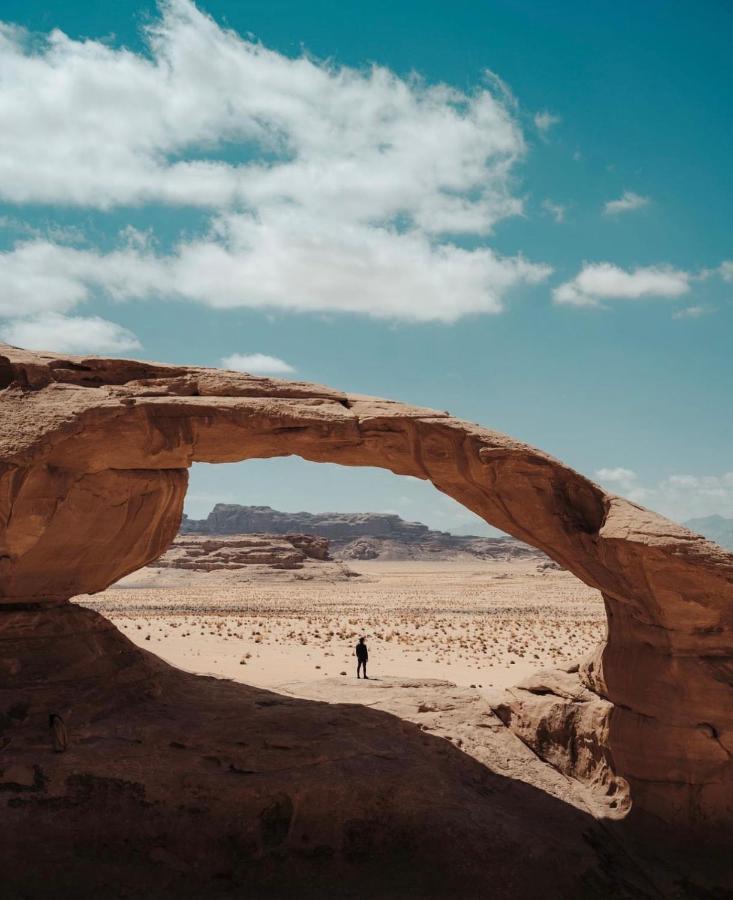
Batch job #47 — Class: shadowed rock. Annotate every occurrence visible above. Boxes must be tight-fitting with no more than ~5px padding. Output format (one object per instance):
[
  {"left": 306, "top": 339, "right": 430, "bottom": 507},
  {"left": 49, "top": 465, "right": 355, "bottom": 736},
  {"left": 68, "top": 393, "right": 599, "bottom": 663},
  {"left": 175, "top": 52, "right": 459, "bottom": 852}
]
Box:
[{"left": 2, "top": 604, "right": 671, "bottom": 899}]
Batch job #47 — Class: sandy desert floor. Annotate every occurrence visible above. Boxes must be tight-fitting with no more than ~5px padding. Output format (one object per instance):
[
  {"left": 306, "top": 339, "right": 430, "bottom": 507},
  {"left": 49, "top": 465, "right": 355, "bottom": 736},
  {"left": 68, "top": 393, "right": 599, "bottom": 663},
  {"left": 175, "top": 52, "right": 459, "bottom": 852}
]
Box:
[{"left": 79, "top": 559, "right": 606, "bottom": 692}]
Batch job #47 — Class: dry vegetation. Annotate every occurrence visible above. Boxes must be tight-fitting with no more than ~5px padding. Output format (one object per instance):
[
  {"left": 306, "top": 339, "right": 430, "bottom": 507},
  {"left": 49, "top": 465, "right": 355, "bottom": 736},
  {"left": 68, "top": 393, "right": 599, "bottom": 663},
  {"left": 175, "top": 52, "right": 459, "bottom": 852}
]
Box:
[{"left": 79, "top": 559, "right": 606, "bottom": 691}]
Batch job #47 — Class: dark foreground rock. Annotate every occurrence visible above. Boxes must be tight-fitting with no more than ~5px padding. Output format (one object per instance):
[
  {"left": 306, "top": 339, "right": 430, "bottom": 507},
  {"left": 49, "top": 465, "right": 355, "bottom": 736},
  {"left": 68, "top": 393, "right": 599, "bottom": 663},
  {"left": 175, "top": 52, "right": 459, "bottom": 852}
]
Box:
[{"left": 0, "top": 604, "right": 711, "bottom": 900}]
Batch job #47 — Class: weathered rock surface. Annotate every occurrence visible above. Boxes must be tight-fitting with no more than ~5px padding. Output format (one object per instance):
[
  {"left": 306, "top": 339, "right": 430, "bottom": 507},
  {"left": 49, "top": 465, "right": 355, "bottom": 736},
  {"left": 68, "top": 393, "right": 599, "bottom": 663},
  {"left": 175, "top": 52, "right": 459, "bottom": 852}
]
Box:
[
  {"left": 491, "top": 668, "right": 630, "bottom": 819},
  {"left": 155, "top": 533, "right": 331, "bottom": 571},
  {"left": 182, "top": 504, "right": 543, "bottom": 561},
  {"left": 2, "top": 344, "right": 733, "bottom": 840}
]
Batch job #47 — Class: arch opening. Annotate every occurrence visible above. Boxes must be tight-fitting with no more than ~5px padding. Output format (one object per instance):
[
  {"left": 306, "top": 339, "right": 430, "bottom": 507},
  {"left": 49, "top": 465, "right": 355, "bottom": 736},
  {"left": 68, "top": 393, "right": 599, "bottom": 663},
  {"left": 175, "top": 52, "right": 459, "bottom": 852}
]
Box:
[{"left": 81, "top": 457, "right": 608, "bottom": 697}]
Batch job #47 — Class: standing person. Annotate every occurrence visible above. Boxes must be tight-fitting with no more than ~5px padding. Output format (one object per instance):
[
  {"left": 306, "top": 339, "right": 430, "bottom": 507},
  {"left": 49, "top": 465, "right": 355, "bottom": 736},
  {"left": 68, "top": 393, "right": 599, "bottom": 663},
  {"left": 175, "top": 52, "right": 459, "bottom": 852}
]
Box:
[{"left": 356, "top": 637, "right": 369, "bottom": 679}]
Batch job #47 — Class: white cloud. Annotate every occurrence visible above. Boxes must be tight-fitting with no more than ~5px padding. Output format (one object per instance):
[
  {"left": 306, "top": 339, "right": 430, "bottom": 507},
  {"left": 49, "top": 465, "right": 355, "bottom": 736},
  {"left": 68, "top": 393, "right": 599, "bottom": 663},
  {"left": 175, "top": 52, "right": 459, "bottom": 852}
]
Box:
[
  {"left": 595, "top": 467, "right": 638, "bottom": 488},
  {"left": 672, "top": 304, "right": 713, "bottom": 320},
  {"left": 0, "top": 223, "right": 551, "bottom": 323},
  {"left": 603, "top": 191, "right": 650, "bottom": 215},
  {"left": 0, "top": 240, "right": 166, "bottom": 316},
  {"left": 718, "top": 261, "right": 733, "bottom": 282},
  {"left": 0, "top": 1, "right": 524, "bottom": 220},
  {"left": 594, "top": 467, "right": 733, "bottom": 521},
  {"left": 655, "top": 472, "right": 733, "bottom": 520},
  {"left": 696, "top": 261, "right": 733, "bottom": 283},
  {"left": 553, "top": 262, "right": 690, "bottom": 308},
  {"left": 542, "top": 199, "right": 565, "bottom": 223},
  {"left": 0, "top": 0, "right": 552, "bottom": 324},
  {"left": 534, "top": 111, "right": 560, "bottom": 134},
  {"left": 0, "top": 312, "right": 141, "bottom": 353},
  {"left": 221, "top": 352, "right": 295, "bottom": 375},
  {"left": 667, "top": 475, "right": 700, "bottom": 487}
]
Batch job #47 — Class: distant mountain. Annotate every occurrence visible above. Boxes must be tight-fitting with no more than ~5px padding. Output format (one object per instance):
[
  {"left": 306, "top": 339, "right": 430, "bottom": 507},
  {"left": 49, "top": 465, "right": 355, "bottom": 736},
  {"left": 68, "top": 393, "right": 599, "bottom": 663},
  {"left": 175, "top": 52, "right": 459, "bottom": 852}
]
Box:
[
  {"left": 683, "top": 515, "right": 733, "bottom": 551},
  {"left": 181, "top": 504, "right": 544, "bottom": 562},
  {"left": 448, "top": 522, "right": 505, "bottom": 538}
]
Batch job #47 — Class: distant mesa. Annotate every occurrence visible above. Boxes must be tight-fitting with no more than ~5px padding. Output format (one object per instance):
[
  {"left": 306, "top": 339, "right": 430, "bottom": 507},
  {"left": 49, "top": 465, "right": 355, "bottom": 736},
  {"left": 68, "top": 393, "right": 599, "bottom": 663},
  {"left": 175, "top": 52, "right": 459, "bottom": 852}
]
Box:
[
  {"left": 684, "top": 514, "right": 733, "bottom": 551},
  {"left": 181, "top": 504, "right": 544, "bottom": 562}
]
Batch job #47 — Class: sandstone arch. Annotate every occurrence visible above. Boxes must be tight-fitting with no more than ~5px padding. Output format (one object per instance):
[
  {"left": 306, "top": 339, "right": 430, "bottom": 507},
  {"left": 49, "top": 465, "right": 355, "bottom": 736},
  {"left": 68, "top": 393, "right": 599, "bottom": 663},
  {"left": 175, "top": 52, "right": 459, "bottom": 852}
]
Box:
[{"left": 1, "top": 344, "right": 733, "bottom": 834}]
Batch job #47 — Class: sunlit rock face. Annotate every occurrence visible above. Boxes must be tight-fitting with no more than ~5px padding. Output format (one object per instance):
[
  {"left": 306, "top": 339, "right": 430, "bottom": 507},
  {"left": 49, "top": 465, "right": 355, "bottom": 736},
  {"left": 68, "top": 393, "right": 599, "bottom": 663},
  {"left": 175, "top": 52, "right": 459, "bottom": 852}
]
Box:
[{"left": 1, "top": 343, "right": 733, "bottom": 834}]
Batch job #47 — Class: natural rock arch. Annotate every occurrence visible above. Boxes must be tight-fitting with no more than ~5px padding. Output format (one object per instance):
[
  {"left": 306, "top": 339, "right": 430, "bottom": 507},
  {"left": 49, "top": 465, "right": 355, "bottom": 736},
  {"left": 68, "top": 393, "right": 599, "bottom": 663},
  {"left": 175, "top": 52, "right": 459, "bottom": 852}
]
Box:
[{"left": 1, "top": 344, "right": 733, "bottom": 833}]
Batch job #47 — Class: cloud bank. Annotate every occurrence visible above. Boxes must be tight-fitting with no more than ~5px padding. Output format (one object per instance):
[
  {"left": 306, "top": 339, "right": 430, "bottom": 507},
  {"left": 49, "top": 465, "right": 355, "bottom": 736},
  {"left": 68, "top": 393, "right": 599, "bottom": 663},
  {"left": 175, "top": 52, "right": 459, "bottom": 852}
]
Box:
[{"left": 0, "top": 0, "right": 552, "bottom": 344}]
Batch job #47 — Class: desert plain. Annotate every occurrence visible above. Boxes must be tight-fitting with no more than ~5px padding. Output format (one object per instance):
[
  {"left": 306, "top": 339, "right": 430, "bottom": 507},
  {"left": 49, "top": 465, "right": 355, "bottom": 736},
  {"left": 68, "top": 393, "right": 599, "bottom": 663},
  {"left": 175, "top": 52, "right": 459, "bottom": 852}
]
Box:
[{"left": 79, "top": 558, "right": 606, "bottom": 696}]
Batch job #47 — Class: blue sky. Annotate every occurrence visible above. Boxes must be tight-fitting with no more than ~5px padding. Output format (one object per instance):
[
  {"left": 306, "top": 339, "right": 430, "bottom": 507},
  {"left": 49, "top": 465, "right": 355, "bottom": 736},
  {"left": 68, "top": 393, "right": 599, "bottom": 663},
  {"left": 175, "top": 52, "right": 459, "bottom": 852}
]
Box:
[{"left": 0, "top": 0, "right": 731, "bottom": 532}]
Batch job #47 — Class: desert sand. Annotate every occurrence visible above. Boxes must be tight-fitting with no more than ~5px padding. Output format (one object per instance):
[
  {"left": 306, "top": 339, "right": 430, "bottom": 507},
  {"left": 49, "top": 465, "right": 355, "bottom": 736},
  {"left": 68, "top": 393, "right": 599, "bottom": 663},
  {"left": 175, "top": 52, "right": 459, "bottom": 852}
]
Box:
[{"left": 79, "top": 558, "right": 606, "bottom": 694}]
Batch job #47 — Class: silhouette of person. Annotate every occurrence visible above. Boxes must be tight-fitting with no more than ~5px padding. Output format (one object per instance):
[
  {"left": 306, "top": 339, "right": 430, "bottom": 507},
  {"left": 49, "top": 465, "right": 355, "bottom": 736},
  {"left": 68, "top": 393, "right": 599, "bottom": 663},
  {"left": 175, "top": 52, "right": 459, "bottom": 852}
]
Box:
[{"left": 356, "top": 637, "right": 369, "bottom": 679}]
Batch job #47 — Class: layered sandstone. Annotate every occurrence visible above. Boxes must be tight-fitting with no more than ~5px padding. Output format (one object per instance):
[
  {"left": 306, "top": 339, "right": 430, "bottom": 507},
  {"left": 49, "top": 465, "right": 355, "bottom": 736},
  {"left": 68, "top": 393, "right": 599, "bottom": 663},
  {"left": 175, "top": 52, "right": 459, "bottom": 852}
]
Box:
[
  {"left": 155, "top": 534, "right": 331, "bottom": 571},
  {"left": 1, "top": 344, "right": 733, "bottom": 837}
]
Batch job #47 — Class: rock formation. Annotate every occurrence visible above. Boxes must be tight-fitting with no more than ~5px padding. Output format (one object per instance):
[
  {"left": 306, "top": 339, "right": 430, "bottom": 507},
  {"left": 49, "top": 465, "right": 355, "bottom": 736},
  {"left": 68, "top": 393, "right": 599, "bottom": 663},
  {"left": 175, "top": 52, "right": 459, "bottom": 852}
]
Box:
[
  {"left": 181, "top": 504, "right": 542, "bottom": 561},
  {"left": 155, "top": 533, "right": 330, "bottom": 571},
  {"left": 2, "top": 343, "right": 733, "bottom": 848},
  {"left": 491, "top": 667, "right": 628, "bottom": 819},
  {"left": 182, "top": 504, "right": 433, "bottom": 539}
]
